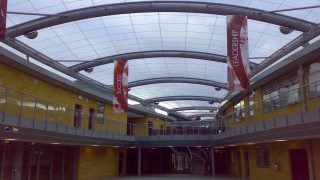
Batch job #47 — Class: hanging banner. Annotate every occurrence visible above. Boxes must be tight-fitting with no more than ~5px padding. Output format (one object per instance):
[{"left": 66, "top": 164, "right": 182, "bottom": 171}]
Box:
[
  {"left": 227, "top": 15, "right": 250, "bottom": 91},
  {"left": 113, "top": 59, "right": 129, "bottom": 113},
  {"left": 0, "top": 0, "right": 7, "bottom": 40}
]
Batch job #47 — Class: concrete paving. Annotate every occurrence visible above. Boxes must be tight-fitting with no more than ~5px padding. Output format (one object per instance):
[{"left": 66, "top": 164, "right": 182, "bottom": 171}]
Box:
[{"left": 109, "top": 174, "right": 241, "bottom": 180}]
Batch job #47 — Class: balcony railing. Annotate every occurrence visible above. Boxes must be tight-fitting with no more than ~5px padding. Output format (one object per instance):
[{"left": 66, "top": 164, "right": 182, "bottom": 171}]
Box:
[{"left": 0, "top": 80, "right": 320, "bottom": 139}]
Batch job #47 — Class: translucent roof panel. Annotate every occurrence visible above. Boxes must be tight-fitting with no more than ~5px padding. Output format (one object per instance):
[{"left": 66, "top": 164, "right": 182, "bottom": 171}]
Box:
[
  {"left": 129, "top": 83, "right": 228, "bottom": 100},
  {"left": 159, "top": 101, "right": 220, "bottom": 110},
  {"left": 16, "top": 13, "right": 301, "bottom": 66},
  {"left": 80, "top": 58, "right": 228, "bottom": 86},
  {"left": 7, "top": 0, "right": 320, "bottom": 27}
]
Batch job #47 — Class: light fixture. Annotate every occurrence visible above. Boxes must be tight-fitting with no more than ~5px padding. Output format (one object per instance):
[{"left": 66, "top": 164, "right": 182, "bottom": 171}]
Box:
[
  {"left": 24, "top": 31, "right": 38, "bottom": 39},
  {"left": 84, "top": 67, "right": 94, "bottom": 73},
  {"left": 246, "top": 143, "right": 255, "bottom": 145},
  {"left": 78, "top": 95, "right": 82, "bottom": 100},
  {"left": 4, "top": 139, "right": 17, "bottom": 141},
  {"left": 91, "top": 145, "right": 99, "bottom": 147},
  {"left": 279, "top": 26, "right": 293, "bottom": 34},
  {"left": 51, "top": 143, "right": 60, "bottom": 145},
  {"left": 276, "top": 139, "right": 287, "bottom": 142},
  {"left": 128, "top": 99, "right": 140, "bottom": 105},
  {"left": 113, "top": 146, "right": 119, "bottom": 148}
]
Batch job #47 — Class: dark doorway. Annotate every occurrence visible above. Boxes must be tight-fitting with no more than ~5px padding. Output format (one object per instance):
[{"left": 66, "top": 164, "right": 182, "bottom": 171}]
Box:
[
  {"left": 88, "top": 108, "right": 94, "bottom": 130},
  {"left": 119, "top": 152, "right": 124, "bottom": 175},
  {"left": 290, "top": 149, "right": 310, "bottom": 180},
  {"left": 148, "top": 122, "right": 153, "bottom": 135},
  {"left": 127, "top": 122, "right": 133, "bottom": 135},
  {"left": 244, "top": 151, "right": 249, "bottom": 178},
  {"left": 74, "top": 104, "right": 82, "bottom": 128},
  {"left": 237, "top": 151, "right": 242, "bottom": 177},
  {"left": 214, "top": 149, "right": 230, "bottom": 175}
]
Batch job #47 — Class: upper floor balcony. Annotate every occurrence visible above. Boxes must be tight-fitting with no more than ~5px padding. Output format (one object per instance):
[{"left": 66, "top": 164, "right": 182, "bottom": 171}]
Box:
[{"left": 0, "top": 80, "right": 320, "bottom": 147}]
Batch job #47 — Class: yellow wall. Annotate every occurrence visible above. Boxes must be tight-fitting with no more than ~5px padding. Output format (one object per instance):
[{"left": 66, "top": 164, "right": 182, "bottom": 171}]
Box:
[
  {"left": 128, "top": 117, "right": 148, "bottom": 136},
  {"left": 78, "top": 146, "right": 126, "bottom": 180},
  {"left": 228, "top": 139, "right": 319, "bottom": 180},
  {"left": 0, "top": 60, "right": 126, "bottom": 133}
]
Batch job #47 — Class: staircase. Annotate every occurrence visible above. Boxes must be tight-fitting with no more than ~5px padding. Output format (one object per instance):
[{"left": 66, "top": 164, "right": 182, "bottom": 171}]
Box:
[{"left": 190, "top": 154, "right": 206, "bottom": 175}]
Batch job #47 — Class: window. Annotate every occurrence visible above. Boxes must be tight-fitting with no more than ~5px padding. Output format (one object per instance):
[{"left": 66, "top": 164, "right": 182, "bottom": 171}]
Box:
[
  {"left": 97, "top": 102, "right": 104, "bottom": 124},
  {"left": 262, "top": 71, "right": 299, "bottom": 112},
  {"left": 256, "top": 144, "right": 270, "bottom": 167},
  {"left": 288, "top": 84, "right": 300, "bottom": 104},
  {"left": 309, "top": 62, "right": 320, "bottom": 97},
  {"left": 271, "top": 90, "right": 280, "bottom": 109},
  {"left": 263, "top": 94, "right": 271, "bottom": 112},
  {"left": 234, "top": 100, "right": 245, "bottom": 121},
  {"left": 249, "top": 94, "right": 254, "bottom": 118}
]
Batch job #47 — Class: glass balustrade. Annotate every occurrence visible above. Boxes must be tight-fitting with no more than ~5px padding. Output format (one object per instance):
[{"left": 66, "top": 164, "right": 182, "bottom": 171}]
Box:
[{"left": 0, "top": 80, "right": 319, "bottom": 137}]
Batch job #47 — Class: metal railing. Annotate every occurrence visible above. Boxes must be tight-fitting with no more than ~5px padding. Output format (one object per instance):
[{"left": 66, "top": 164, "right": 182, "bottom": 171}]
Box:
[{"left": 0, "top": 79, "right": 320, "bottom": 138}]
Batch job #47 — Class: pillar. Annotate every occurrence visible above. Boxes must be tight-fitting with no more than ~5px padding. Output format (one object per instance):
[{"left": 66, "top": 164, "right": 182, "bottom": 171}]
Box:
[
  {"left": 138, "top": 148, "right": 141, "bottom": 176},
  {"left": 211, "top": 147, "right": 215, "bottom": 176}
]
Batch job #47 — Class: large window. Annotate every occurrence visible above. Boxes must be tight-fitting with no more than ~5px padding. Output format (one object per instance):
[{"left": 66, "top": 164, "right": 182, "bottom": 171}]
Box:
[
  {"left": 249, "top": 94, "right": 254, "bottom": 118},
  {"left": 97, "top": 102, "right": 104, "bottom": 124},
  {"left": 262, "top": 72, "right": 299, "bottom": 112},
  {"left": 234, "top": 100, "right": 245, "bottom": 121},
  {"left": 309, "top": 62, "right": 320, "bottom": 97},
  {"left": 256, "top": 144, "right": 270, "bottom": 168}
]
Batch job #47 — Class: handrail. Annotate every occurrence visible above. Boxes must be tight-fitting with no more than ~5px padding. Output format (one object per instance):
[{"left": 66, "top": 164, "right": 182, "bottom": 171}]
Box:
[{"left": 0, "top": 79, "right": 320, "bottom": 138}]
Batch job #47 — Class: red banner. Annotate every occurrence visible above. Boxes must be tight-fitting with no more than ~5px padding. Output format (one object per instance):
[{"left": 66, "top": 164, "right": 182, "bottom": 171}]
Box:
[
  {"left": 0, "top": 0, "right": 7, "bottom": 40},
  {"left": 227, "top": 15, "right": 250, "bottom": 91},
  {"left": 113, "top": 59, "right": 128, "bottom": 113}
]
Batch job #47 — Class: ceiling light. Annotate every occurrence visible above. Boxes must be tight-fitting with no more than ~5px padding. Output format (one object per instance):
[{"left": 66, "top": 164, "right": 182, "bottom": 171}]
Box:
[
  {"left": 155, "top": 108, "right": 168, "bottom": 116},
  {"left": 279, "top": 26, "right": 293, "bottom": 34},
  {"left": 51, "top": 143, "right": 60, "bottom": 145},
  {"left": 84, "top": 67, "right": 93, "bottom": 73},
  {"left": 24, "top": 31, "right": 38, "bottom": 39},
  {"left": 91, "top": 145, "right": 99, "bottom": 146},
  {"left": 276, "top": 139, "right": 287, "bottom": 142},
  {"left": 4, "top": 139, "right": 17, "bottom": 141},
  {"left": 128, "top": 99, "right": 140, "bottom": 105}
]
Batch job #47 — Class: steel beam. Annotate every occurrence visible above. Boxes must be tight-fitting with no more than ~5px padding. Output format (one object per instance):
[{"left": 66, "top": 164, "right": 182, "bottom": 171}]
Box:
[
  {"left": 6, "top": 1, "right": 315, "bottom": 38},
  {"left": 188, "top": 113, "right": 216, "bottom": 118},
  {"left": 129, "top": 77, "right": 227, "bottom": 89},
  {"left": 69, "top": 50, "right": 257, "bottom": 72},
  {"left": 144, "top": 96, "right": 222, "bottom": 103},
  {"left": 169, "top": 106, "right": 218, "bottom": 112}
]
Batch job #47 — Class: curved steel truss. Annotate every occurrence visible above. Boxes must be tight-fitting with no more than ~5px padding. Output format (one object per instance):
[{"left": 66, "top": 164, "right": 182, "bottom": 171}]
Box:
[
  {"left": 7, "top": 1, "right": 315, "bottom": 38},
  {"left": 169, "top": 106, "right": 218, "bottom": 112},
  {"left": 144, "top": 96, "right": 222, "bottom": 103},
  {"left": 128, "top": 77, "right": 227, "bottom": 89},
  {"left": 70, "top": 51, "right": 258, "bottom": 72}
]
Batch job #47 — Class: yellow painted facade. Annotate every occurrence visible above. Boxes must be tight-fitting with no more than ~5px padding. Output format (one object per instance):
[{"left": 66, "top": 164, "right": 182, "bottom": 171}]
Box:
[
  {"left": 0, "top": 61, "right": 132, "bottom": 134},
  {"left": 228, "top": 139, "right": 320, "bottom": 180},
  {"left": 78, "top": 146, "right": 126, "bottom": 180}
]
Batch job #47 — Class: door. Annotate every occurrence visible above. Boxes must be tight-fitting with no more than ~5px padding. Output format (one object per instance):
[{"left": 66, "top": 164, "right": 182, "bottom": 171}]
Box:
[
  {"left": 74, "top": 105, "right": 82, "bottom": 128},
  {"left": 118, "top": 152, "right": 124, "bottom": 175},
  {"left": 237, "top": 151, "right": 242, "bottom": 177},
  {"left": 127, "top": 122, "right": 133, "bottom": 135},
  {"left": 290, "top": 149, "right": 310, "bottom": 180},
  {"left": 88, "top": 108, "right": 94, "bottom": 130},
  {"left": 244, "top": 151, "right": 249, "bottom": 178},
  {"left": 148, "top": 122, "right": 153, "bottom": 135}
]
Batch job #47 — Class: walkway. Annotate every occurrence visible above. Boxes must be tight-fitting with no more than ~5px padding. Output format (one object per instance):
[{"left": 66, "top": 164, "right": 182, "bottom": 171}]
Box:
[{"left": 110, "top": 174, "right": 241, "bottom": 180}]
